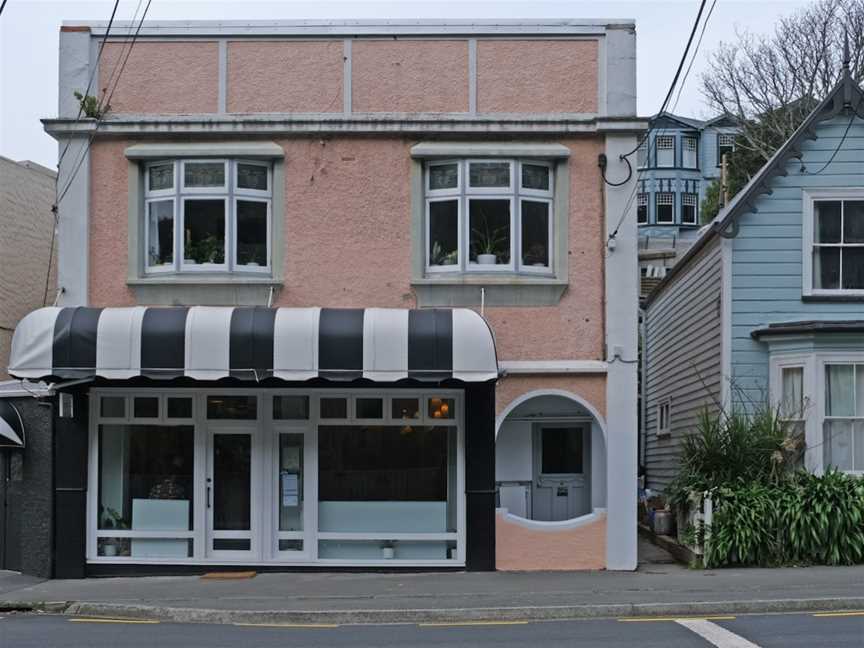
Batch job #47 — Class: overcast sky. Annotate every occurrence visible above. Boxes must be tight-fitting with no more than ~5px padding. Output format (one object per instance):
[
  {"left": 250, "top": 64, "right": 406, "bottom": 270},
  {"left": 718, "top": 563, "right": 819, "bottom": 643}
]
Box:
[{"left": 0, "top": 0, "right": 809, "bottom": 168}]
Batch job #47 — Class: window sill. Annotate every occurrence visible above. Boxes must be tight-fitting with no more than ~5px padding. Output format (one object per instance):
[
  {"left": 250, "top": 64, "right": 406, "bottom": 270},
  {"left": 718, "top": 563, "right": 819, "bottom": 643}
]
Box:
[
  {"left": 128, "top": 275, "right": 282, "bottom": 306},
  {"left": 802, "top": 293, "right": 864, "bottom": 303},
  {"left": 128, "top": 276, "right": 282, "bottom": 286},
  {"left": 412, "top": 276, "right": 567, "bottom": 307}
]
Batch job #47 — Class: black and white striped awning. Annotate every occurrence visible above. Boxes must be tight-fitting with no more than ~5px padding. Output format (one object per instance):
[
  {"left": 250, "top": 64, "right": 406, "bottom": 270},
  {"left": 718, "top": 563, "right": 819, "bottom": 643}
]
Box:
[
  {"left": 9, "top": 307, "right": 498, "bottom": 383},
  {"left": 0, "top": 400, "right": 24, "bottom": 448}
]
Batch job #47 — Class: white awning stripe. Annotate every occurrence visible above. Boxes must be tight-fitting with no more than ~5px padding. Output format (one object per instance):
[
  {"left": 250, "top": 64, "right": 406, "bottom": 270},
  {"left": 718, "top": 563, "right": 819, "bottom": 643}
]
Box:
[{"left": 184, "top": 307, "right": 233, "bottom": 380}]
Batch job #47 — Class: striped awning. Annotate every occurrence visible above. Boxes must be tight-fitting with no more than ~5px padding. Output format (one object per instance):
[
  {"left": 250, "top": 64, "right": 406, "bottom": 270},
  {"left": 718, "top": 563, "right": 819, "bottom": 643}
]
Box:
[
  {"left": 0, "top": 400, "right": 24, "bottom": 448},
  {"left": 9, "top": 307, "right": 498, "bottom": 383}
]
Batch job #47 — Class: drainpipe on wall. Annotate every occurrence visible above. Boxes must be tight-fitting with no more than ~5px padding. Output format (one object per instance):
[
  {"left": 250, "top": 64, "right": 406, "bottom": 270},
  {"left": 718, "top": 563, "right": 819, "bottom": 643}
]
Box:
[{"left": 638, "top": 306, "right": 647, "bottom": 480}]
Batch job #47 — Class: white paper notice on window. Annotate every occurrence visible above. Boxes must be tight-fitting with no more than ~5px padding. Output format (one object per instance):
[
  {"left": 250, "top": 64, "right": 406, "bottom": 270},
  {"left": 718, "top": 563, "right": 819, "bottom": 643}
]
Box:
[{"left": 281, "top": 472, "right": 299, "bottom": 507}]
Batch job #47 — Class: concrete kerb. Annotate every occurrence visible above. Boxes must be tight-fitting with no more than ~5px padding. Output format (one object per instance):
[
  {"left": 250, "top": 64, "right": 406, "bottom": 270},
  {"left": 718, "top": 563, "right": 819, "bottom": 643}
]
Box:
[{"left": 4, "top": 597, "right": 864, "bottom": 625}]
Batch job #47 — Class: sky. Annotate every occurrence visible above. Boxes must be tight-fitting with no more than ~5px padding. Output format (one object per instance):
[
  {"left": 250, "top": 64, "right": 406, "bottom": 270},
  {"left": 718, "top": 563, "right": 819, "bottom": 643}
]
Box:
[{"left": 0, "top": 0, "right": 811, "bottom": 168}]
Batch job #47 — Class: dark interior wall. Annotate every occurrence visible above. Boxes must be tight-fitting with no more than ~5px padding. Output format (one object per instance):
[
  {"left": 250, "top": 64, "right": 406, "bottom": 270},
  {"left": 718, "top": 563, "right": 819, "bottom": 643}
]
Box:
[
  {"left": 53, "top": 389, "right": 89, "bottom": 579},
  {"left": 1, "top": 397, "right": 53, "bottom": 578},
  {"left": 464, "top": 382, "right": 496, "bottom": 571}
]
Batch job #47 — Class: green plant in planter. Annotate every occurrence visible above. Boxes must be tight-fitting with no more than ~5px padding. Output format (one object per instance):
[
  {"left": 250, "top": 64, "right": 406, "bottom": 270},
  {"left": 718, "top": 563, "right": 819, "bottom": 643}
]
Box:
[
  {"left": 430, "top": 241, "right": 458, "bottom": 266},
  {"left": 185, "top": 234, "right": 224, "bottom": 265},
  {"left": 471, "top": 217, "right": 508, "bottom": 262}
]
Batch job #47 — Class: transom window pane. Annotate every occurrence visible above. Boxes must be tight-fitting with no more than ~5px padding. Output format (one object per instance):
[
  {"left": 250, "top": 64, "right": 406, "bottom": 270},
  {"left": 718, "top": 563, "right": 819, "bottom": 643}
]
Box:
[
  {"left": 469, "top": 199, "right": 511, "bottom": 265},
  {"left": 392, "top": 398, "right": 420, "bottom": 420},
  {"left": 147, "top": 200, "right": 174, "bottom": 268},
  {"left": 207, "top": 395, "right": 257, "bottom": 419},
  {"left": 521, "top": 164, "right": 550, "bottom": 191},
  {"left": 133, "top": 397, "right": 159, "bottom": 419},
  {"left": 148, "top": 163, "right": 174, "bottom": 192},
  {"left": 183, "top": 200, "right": 225, "bottom": 265},
  {"left": 320, "top": 397, "right": 348, "bottom": 419},
  {"left": 236, "top": 200, "right": 268, "bottom": 268},
  {"left": 469, "top": 161, "right": 510, "bottom": 188},
  {"left": 183, "top": 161, "right": 225, "bottom": 188},
  {"left": 166, "top": 397, "right": 193, "bottom": 419},
  {"left": 356, "top": 398, "right": 384, "bottom": 419},
  {"left": 429, "top": 164, "right": 458, "bottom": 190},
  {"left": 273, "top": 395, "right": 309, "bottom": 420},
  {"left": 100, "top": 396, "right": 125, "bottom": 419},
  {"left": 428, "top": 200, "right": 459, "bottom": 267},
  {"left": 521, "top": 200, "right": 550, "bottom": 267},
  {"left": 237, "top": 163, "right": 268, "bottom": 191},
  {"left": 428, "top": 397, "right": 455, "bottom": 420}
]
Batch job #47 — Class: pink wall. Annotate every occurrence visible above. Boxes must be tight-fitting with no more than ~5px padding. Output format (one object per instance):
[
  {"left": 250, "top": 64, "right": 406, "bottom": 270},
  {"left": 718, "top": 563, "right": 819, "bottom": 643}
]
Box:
[
  {"left": 228, "top": 41, "right": 344, "bottom": 113},
  {"left": 88, "top": 136, "right": 605, "bottom": 367},
  {"left": 477, "top": 40, "right": 598, "bottom": 113},
  {"left": 351, "top": 40, "right": 469, "bottom": 113},
  {"left": 496, "top": 512, "right": 606, "bottom": 570},
  {"left": 100, "top": 42, "right": 219, "bottom": 114},
  {"left": 496, "top": 375, "right": 607, "bottom": 419}
]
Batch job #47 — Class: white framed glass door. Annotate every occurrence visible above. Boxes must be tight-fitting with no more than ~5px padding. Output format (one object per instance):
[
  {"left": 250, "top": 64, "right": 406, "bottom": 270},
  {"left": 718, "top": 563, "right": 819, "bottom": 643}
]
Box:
[
  {"left": 206, "top": 426, "right": 257, "bottom": 559},
  {"left": 270, "top": 425, "right": 314, "bottom": 558}
]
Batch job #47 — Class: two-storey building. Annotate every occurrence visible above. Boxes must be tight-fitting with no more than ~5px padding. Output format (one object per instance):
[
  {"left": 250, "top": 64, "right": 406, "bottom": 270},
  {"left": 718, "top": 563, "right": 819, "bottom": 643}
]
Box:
[
  {"left": 6, "top": 19, "right": 642, "bottom": 577},
  {"left": 643, "top": 64, "right": 864, "bottom": 490},
  {"left": 637, "top": 112, "right": 739, "bottom": 297}
]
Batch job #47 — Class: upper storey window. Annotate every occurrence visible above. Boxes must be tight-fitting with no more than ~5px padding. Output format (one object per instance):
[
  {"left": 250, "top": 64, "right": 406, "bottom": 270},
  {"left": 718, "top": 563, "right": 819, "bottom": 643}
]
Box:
[
  {"left": 682, "top": 135, "right": 699, "bottom": 169},
  {"left": 144, "top": 159, "right": 271, "bottom": 275},
  {"left": 807, "top": 197, "right": 864, "bottom": 294},
  {"left": 717, "top": 133, "right": 736, "bottom": 166},
  {"left": 655, "top": 135, "right": 675, "bottom": 167},
  {"left": 425, "top": 159, "right": 553, "bottom": 275}
]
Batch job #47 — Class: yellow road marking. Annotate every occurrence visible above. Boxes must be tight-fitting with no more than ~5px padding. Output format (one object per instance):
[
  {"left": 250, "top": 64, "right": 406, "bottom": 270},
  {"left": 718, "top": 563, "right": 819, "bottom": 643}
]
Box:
[
  {"left": 234, "top": 622, "right": 340, "bottom": 629},
  {"left": 70, "top": 617, "right": 160, "bottom": 624},
  {"left": 813, "top": 611, "right": 864, "bottom": 618},
  {"left": 419, "top": 620, "right": 530, "bottom": 627},
  {"left": 619, "top": 616, "right": 736, "bottom": 623}
]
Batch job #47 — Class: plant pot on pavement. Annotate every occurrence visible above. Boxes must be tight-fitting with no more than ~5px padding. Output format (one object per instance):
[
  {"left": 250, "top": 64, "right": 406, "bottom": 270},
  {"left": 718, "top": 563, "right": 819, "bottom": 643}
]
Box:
[{"left": 653, "top": 509, "right": 674, "bottom": 536}]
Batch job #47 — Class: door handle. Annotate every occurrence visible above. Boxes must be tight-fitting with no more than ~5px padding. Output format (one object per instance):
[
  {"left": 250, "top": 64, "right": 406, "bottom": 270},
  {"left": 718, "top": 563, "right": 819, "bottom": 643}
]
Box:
[{"left": 206, "top": 477, "right": 212, "bottom": 509}]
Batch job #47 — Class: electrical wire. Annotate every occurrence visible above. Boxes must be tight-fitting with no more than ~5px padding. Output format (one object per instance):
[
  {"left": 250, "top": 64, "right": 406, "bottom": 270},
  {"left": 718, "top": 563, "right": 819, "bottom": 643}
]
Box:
[
  {"left": 608, "top": 0, "right": 714, "bottom": 243},
  {"left": 671, "top": 0, "right": 719, "bottom": 115},
  {"left": 55, "top": 0, "right": 153, "bottom": 208},
  {"left": 0, "top": 0, "right": 8, "bottom": 18},
  {"left": 801, "top": 102, "right": 862, "bottom": 175}
]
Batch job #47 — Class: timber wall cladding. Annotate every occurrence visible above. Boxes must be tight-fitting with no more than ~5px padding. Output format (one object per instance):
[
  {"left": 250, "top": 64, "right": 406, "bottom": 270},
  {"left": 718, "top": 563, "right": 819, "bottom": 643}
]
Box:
[{"left": 98, "top": 38, "right": 599, "bottom": 115}]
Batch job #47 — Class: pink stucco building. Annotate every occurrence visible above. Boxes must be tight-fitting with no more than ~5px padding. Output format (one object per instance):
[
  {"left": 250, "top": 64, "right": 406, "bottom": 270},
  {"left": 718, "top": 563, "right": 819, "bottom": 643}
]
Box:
[{"left": 5, "top": 20, "right": 641, "bottom": 578}]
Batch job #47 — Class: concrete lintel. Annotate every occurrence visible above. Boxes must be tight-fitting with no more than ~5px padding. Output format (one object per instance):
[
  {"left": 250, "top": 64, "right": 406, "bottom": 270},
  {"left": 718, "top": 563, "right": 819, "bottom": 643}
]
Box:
[
  {"left": 498, "top": 360, "right": 608, "bottom": 375},
  {"left": 411, "top": 142, "right": 571, "bottom": 159},
  {"left": 124, "top": 142, "right": 285, "bottom": 160}
]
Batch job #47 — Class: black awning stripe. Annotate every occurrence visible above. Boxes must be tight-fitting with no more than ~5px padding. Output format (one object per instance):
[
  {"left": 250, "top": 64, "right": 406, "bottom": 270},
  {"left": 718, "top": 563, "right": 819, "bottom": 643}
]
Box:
[
  {"left": 318, "top": 308, "right": 364, "bottom": 380},
  {"left": 52, "top": 307, "right": 102, "bottom": 377},
  {"left": 408, "top": 309, "right": 453, "bottom": 380},
  {"left": 140, "top": 307, "right": 189, "bottom": 378},
  {"left": 229, "top": 307, "right": 277, "bottom": 379}
]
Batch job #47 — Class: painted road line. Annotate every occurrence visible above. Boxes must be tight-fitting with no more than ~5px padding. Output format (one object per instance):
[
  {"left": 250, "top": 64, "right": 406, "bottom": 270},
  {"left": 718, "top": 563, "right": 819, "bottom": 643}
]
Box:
[
  {"left": 619, "top": 616, "right": 736, "bottom": 623},
  {"left": 419, "top": 621, "right": 531, "bottom": 627},
  {"left": 676, "top": 619, "right": 761, "bottom": 648},
  {"left": 813, "top": 611, "right": 864, "bottom": 618},
  {"left": 234, "top": 622, "right": 340, "bottom": 629},
  {"left": 69, "top": 618, "right": 160, "bottom": 624}
]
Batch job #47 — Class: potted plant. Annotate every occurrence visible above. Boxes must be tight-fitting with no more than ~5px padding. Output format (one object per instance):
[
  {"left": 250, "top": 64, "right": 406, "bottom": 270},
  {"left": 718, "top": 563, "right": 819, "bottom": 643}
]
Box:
[
  {"left": 100, "top": 507, "right": 129, "bottom": 557},
  {"left": 472, "top": 220, "right": 507, "bottom": 265},
  {"left": 430, "top": 241, "right": 458, "bottom": 266}
]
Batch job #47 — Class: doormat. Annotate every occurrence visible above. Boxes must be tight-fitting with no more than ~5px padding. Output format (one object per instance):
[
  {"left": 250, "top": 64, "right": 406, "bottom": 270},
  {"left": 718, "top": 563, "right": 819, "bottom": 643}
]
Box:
[{"left": 200, "top": 571, "right": 257, "bottom": 580}]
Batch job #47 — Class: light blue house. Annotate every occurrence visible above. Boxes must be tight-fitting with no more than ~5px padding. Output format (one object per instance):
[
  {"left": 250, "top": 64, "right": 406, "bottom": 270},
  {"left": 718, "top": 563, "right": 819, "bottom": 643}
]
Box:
[{"left": 642, "top": 64, "right": 864, "bottom": 489}]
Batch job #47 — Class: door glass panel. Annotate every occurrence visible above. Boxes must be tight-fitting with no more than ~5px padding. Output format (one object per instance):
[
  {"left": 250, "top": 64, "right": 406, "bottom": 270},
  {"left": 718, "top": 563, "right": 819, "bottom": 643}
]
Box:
[
  {"left": 213, "top": 434, "right": 251, "bottom": 532},
  {"left": 278, "top": 434, "right": 303, "bottom": 533},
  {"left": 541, "top": 427, "right": 583, "bottom": 474}
]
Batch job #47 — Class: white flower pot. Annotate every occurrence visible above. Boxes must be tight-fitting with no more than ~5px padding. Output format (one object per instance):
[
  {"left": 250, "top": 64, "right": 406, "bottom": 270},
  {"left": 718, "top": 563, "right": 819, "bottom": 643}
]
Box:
[
  {"left": 103, "top": 543, "right": 117, "bottom": 557},
  {"left": 477, "top": 254, "right": 497, "bottom": 265},
  {"left": 381, "top": 546, "right": 395, "bottom": 559}
]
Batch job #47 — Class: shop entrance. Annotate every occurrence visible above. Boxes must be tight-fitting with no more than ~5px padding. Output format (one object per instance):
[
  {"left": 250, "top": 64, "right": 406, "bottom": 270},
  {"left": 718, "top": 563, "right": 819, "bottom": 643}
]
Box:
[{"left": 206, "top": 427, "right": 255, "bottom": 558}]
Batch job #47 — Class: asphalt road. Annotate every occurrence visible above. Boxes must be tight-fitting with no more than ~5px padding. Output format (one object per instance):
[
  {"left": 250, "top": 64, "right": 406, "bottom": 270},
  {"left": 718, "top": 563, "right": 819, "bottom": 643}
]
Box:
[{"left": 0, "top": 611, "right": 861, "bottom": 647}]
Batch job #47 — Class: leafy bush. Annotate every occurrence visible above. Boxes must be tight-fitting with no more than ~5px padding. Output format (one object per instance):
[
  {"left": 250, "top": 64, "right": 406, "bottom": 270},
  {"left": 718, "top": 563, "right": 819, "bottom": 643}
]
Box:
[{"left": 706, "top": 470, "right": 864, "bottom": 567}]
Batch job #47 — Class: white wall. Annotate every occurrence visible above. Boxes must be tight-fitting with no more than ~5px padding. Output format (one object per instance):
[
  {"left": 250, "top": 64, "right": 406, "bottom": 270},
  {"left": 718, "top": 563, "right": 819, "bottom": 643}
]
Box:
[{"left": 495, "top": 420, "right": 532, "bottom": 482}]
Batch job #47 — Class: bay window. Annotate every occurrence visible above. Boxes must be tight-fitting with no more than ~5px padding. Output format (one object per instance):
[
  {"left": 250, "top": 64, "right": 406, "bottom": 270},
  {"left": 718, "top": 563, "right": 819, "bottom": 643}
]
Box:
[
  {"left": 144, "top": 159, "right": 271, "bottom": 275},
  {"left": 656, "top": 135, "right": 675, "bottom": 167},
  {"left": 425, "top": 159, "right": 553, "bottom": 274},
  {"left": 656, "top": 193, "right": 675, "bottom": 224},
  {"left": 682, "top": 135, "right": 699, "bottom": 169}
]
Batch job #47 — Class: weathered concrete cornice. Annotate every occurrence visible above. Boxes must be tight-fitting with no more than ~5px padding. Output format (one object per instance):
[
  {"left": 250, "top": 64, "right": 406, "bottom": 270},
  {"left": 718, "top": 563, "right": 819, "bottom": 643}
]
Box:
[{"left": 42, "top": 114, "right": 648, "bottom": 139}]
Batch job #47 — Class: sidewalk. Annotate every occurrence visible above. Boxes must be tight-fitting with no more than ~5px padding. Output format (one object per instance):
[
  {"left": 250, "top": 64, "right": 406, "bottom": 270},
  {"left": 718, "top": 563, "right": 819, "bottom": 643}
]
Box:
[{"left": 1, "top": 558, "right": 862, "bottom": 625}]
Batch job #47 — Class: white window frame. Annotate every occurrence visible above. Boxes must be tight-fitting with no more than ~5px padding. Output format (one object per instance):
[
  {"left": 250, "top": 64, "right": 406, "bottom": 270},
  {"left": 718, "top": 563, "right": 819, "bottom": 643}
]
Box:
[
  {"left": 682, "top": 135, "right": 699, "bottom": 169},
  {"left": 423, "top": 159, "right": 554, "bottom": 276},
  {"left": 655, "top": 192, "right": 675, "bottom": 224},
  {"left": 142, "top": 159, "right": 273, "bottom": 276},
  {"left": 636, "top": 192, "right": 648, "bottom": 225},
  {"left": 717, "top": 132, "right": 736, "bottom": 166},
  {"left": 87, "top": 388, "right": 465, "bottom": 567},
  {"left": 655, "top": 135, "right": 675, "bottom": 168},
  {"left": 681, "top": 193, "right": 699, "bottom": 225},
  {"left": 817, "top": 355, "right": 864, "bottom": 475},
  {"left": 656, "top": 399, "right": 671, "bottom": 437},
  {"left": 802, "top": 189, "right": 864, "bottom": 297}
]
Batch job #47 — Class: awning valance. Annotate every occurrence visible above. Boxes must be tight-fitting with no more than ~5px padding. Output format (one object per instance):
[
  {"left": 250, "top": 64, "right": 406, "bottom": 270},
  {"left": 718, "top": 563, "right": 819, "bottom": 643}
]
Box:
[
  {"left": 9, "top": 307, "right": 498, "bottom": 383},
  {"left": 0, "top": 400, "right": 24, "bottom": 448}
]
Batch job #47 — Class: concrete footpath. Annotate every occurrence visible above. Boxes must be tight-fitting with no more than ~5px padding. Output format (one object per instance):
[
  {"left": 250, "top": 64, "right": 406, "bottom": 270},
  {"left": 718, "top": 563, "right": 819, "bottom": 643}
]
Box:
[{"left": 1, "top": 560, "right": 862, "bottom": 625}]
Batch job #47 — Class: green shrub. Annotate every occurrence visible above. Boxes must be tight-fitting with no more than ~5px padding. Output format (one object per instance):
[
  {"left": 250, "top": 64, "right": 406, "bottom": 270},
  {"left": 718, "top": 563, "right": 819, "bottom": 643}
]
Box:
[{"left": 706, "top": 470, "right": 864, "bottom": 568}]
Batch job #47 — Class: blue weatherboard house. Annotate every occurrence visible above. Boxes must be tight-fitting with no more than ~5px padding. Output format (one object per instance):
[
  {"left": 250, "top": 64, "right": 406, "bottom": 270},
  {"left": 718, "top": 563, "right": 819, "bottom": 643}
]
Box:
[{"left": 642, "top": 62, "right": 864, "bottom": 490}]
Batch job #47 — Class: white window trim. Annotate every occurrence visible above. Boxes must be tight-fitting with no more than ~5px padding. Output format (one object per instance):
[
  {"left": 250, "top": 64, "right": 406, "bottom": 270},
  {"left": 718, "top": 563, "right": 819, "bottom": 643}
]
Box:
[
  {"left": 802, "top": 188, "right": 864, "bottom": 297},
  {"left": 87, "top": 388, "right": 466, "bottom": 567},
  {"left": 180, "top": 195, "right": 230, "bottom": 273},
  {"left": 656, "top": 398, "right": 671, "bottom": 437},
  {"left": 423, "top": 159, "right": 555, "bottom": 277},
  {"left": 232, "top": 196, "right": 272, "bottom": 274}
]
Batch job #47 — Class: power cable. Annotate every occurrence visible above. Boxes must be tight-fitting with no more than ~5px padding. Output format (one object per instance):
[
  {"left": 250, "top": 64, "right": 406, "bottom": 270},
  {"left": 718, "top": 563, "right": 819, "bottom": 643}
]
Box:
[{"left": 0, "top": 0, "right": 8, "bottom": 18}]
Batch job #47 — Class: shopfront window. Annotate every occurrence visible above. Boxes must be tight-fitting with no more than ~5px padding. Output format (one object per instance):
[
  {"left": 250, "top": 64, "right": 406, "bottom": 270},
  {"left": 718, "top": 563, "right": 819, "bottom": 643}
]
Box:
[
  {"left": 318, "top": 425, "right": 457, "bottom": 559},
  {"left": 97, "top": 424, "right": 194, "bottom": 558}
]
